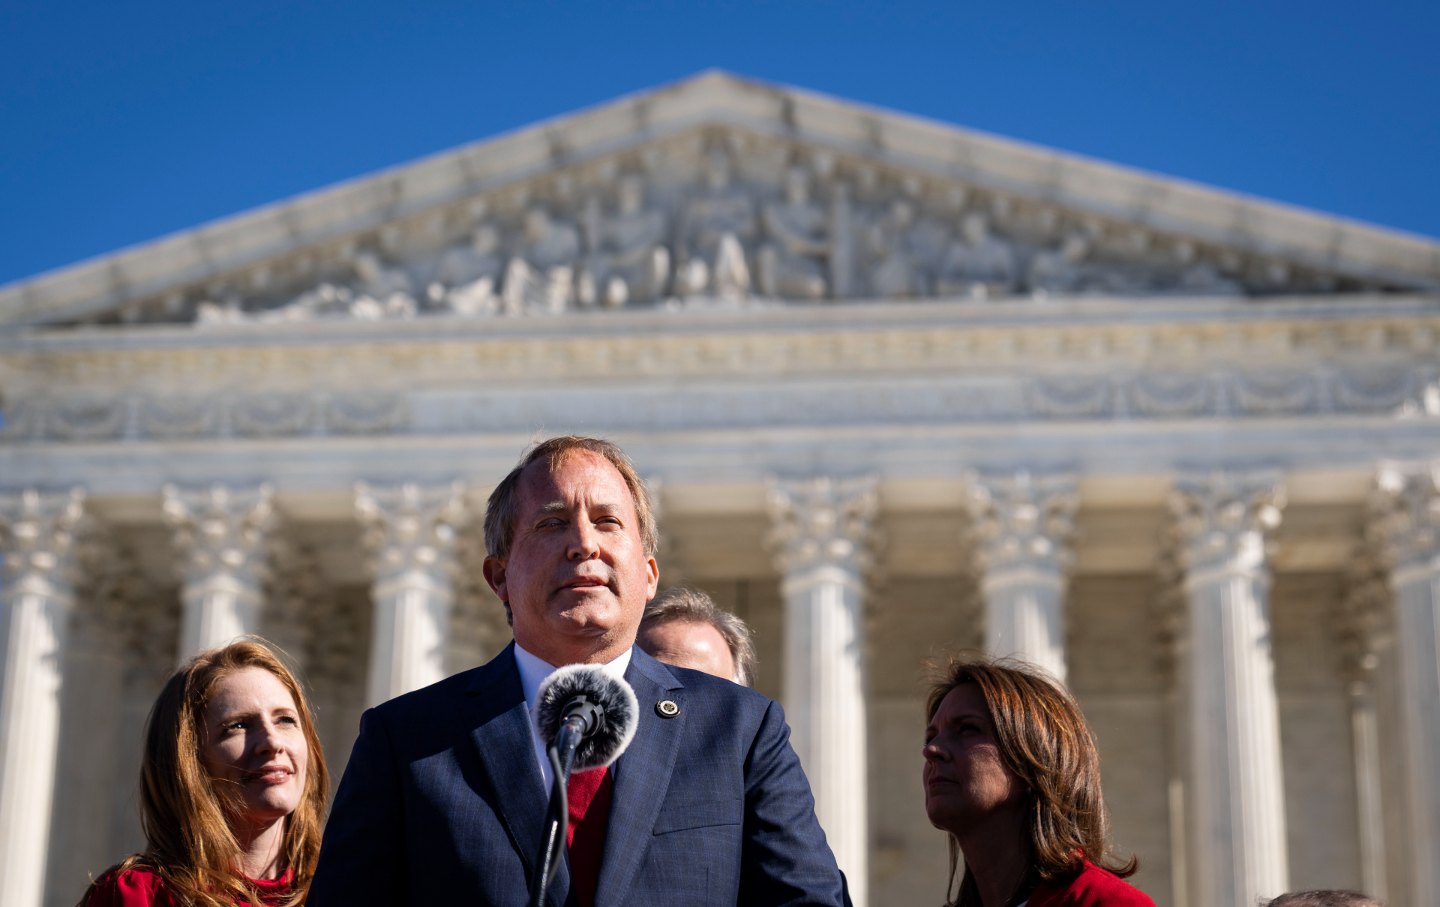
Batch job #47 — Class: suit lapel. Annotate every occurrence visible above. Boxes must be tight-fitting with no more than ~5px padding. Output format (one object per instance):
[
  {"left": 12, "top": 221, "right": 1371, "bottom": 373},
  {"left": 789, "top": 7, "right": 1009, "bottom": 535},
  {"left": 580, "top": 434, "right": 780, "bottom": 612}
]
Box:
[
  {"left": 465, "top": 643, "right": 572, "bottom": 906},
  {"left": 595, "top": 649, "right": 685, "bottom": 907}
]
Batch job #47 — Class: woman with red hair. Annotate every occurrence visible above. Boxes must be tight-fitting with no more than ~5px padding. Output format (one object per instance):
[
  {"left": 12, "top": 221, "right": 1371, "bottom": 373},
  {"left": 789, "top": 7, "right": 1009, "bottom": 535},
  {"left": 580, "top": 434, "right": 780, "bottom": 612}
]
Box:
[
  {"left": 78, "top": 638, "right": 329, "bottom": 907},
  {"left": 922, "top": 655, "right": 1154, "bottom": 907}
]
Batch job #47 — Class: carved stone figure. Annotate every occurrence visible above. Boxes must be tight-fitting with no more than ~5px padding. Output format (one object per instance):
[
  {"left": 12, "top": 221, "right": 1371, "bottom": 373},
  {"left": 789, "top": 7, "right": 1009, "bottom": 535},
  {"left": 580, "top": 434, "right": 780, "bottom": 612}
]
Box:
[
  {"left": 677, "top": 149, "right": 758, "bottom": 298},
  {"left": 1169, "top": 242, "right": 1244, "bottom": 295},
  {"left": 583, "top": 175, "right": 671, "bottom": 307},
  {"left": 531, "top": 205, "right": 579, "bottom": 262},
  {"left": 758, "top": 167, "right": 829, "bottom": 300},
  {"left": 353, "top": 251, "right": 413, "bottom": 298},
  {"left": 349, "top": 294, "right": 417, "bottom": 320},
  {"left": 501, "top": 206, "right": 582, "bottom": 314},
  {"left": 443, "top": 277, "right": 500, "bottom": 317},
  {"left": 1176, "top": 262, "right": 1243, "bottom": 295},
  {"left": 432, "top": 225, "right": 503, "bottom": 288},
  {"left": 936, "top": 212, "right": 1016, "bottom": 299},
  {"left": 865, "top": 199, "right": 944, "bottom": 299},
  {"left": 828, "top": 182, "right": 856, "bottom": 299},
  {"left": 349, "top": 252, "right": 418, "bottom": 319},
  {"left": 195, "top": 298, "right": 248, "bottom": 325},
  {"left": 428, "top": 226, "right": 503, "bottom": 316},
  {"left": 249, "top": 283, "right": 353, "bottom": 323},
  {"left": 1027, "top": 231, "right": 1093, "bottom": 296},
  {"left": 710, "top": 235, "right": 751, "bottom": 302}
]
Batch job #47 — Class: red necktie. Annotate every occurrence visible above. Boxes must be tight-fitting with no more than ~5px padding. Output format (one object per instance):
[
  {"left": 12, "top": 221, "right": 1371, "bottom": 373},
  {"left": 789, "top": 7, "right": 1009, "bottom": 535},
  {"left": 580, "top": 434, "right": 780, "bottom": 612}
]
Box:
[{"left": 566, "top": 766, "right": 613, "bottom": 907}]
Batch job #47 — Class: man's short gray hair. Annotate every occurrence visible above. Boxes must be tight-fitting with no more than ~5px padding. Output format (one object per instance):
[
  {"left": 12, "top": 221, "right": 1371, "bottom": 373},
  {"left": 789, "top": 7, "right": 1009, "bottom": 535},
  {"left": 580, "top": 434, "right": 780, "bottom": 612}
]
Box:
[
  {"left": 1266, "top": 891, "right": 1384, "bottom": 907},
  {"left": 641, "top": 586, "right": 757, "bottom": 686}
]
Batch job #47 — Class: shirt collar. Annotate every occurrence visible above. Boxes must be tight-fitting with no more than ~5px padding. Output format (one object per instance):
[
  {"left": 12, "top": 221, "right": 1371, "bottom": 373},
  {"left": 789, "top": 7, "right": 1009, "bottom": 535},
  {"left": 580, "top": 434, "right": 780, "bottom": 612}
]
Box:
[{"left": 514, "top": 641, "right": 633, "bottom": 711}]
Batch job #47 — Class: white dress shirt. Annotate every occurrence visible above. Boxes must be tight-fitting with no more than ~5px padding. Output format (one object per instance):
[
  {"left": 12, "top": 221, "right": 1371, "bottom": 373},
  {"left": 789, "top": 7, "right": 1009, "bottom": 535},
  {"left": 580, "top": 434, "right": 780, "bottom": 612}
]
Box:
[{"left": 513, "top": 642, "right": 633, "bottom": 789}]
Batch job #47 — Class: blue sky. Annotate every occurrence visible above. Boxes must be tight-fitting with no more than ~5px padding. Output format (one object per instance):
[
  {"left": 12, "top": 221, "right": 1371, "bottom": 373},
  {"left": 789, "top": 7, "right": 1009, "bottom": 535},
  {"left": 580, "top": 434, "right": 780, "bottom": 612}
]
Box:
[{"left": 2, "top": 1, "right": 1437, "bottom": 288}]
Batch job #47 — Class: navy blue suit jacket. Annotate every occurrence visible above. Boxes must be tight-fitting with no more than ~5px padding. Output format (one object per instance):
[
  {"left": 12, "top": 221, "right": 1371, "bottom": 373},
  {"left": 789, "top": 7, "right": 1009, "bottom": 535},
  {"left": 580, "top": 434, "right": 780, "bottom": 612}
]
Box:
[{"left": 309, "top": 644, "right": 848, "bottom": 906}]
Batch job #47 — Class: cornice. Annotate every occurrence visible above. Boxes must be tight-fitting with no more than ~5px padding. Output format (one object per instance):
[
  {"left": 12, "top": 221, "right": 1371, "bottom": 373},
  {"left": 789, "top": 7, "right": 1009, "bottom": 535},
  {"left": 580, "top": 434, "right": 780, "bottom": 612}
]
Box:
[{"left": 3, "top": 295, "right": 1439, "bottom": 390}]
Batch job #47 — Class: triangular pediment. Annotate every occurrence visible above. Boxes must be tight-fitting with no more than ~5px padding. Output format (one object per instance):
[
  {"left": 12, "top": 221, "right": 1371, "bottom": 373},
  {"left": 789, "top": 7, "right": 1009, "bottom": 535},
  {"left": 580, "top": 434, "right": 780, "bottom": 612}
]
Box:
[{"left": 3, "top": 70, "right": 1438, "bottom": 328}]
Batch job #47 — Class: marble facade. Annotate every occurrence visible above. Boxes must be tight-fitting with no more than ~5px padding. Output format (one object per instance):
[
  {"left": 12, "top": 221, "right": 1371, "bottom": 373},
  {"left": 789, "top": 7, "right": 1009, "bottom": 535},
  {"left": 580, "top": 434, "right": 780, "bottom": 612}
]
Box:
[{"left": 3, "top": 72, "right": 1440, "bottom": 907}]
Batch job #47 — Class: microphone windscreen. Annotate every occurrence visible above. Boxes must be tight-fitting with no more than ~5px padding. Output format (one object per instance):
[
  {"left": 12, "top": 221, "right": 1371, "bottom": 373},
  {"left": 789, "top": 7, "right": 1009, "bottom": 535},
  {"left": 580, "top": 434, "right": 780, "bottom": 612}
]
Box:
[{"left": 535, "top": 664, "right": 640, "bottom": 770}]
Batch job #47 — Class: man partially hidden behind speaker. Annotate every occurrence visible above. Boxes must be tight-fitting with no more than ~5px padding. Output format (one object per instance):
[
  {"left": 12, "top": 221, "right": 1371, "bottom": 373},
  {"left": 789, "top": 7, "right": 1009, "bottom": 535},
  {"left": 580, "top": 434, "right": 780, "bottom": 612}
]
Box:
[{"left": 309, "top": 436, "right": 849, "bottom": 907}]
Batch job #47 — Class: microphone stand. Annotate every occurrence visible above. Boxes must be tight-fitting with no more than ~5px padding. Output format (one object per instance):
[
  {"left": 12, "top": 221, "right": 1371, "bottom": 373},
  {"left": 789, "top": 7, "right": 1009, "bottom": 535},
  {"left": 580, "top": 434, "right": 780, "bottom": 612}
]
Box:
[{"left": 529, "top": 716, "right": 583, "bottom": 907}]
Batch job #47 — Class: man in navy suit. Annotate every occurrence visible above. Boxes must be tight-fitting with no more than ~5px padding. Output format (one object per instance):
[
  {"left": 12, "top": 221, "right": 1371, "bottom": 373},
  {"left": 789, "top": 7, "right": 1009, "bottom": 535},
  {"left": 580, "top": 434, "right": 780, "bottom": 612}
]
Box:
[{"left": 310, "top": 436, "right": 848, "bottom": 906}]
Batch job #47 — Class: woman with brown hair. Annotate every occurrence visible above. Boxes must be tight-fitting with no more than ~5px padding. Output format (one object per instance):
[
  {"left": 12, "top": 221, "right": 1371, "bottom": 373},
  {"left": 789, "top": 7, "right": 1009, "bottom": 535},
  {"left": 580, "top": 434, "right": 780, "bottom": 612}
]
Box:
[
  {"left": 79, "top": 638, "right": 329, "bottom": 907},
  {"left": 922, "top": 655, "right": 1154, "bottom": 907}
]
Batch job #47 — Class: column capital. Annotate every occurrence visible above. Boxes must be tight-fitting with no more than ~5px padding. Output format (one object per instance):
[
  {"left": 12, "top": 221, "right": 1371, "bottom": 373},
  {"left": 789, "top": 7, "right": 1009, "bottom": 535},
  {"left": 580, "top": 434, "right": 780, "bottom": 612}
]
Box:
[
  {"left": 1369, "top": 463, "right": 1440, "bottom": 571},
  {"left": 1169, "top": 470, "right": 1285, "bottom": 579},
  {"left": 163, "top": 482, "right": 277, "bottom": 592},
  {"left": 0, "top": 487, "right": 89, "bottom": 602},
  {"left": 355, "top": 480, "right": 469, "bottom": 588},
  {"left": 964, "top": 470, "right": 1077, "bottom": 578},
  {"left": 765, "top": 474, "right": 879, "bottom": 579},
  {"left": 357, "top": 481, "right": 469, "bottom": 706}
]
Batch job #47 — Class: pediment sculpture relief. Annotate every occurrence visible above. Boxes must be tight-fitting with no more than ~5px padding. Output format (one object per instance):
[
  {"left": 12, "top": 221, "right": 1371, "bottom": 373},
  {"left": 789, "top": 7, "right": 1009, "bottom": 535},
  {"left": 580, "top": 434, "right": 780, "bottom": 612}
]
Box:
[
  {"left": 582, "top": 174, "right": 672, "bottom": 308},
  {"left": 188, "top": 139, "right": 1378, "bottom": 326},
  {"left": 676, "top": 148, "right": 757, "bottom": 300}
]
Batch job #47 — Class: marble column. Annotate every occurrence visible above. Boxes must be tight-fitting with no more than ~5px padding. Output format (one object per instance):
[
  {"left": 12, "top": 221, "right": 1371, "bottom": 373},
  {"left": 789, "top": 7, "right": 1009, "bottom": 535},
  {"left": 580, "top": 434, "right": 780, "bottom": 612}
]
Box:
[
  {"left": 1152, "top": 548, "right": 1192, "bottom": 907},
  {"left": 1169, "top": 471, "right": 1289, "bottom": 907},
  {"left": 766, "top": 475, "right": 877, "bottom": 907},
  {"left": 965, "top": 471, "right": 1076, "bottom": 683},
  {"left": 1368, "top": 465, "right": 1440, "bottom": 906},
  {"left": 47, "top": 546, "right": 144, "bottom": 901},
  {"left": 355, "top": 481, "right": 467, "bottom": 707},
  {"left": 163, "top": 483, "right": 276, "bottom": 660},
  {"left": 0, "top": 488, "right": 87, "bottom": 907},
  {"left": 1336, "top": 548, "right": 1392, "bottom": 903}
]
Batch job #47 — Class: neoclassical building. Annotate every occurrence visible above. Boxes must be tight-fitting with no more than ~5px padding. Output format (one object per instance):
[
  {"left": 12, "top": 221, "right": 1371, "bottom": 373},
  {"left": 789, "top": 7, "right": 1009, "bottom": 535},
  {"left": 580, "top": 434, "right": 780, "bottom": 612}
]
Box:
[{"left": 3, "top": 72, "right": 1439, "bottom": 907}]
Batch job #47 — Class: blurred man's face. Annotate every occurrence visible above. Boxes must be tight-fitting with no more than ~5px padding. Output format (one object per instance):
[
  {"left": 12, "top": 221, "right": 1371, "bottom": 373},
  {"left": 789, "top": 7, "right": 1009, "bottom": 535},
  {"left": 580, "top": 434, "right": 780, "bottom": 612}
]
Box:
[{"left": 638, "top": 618, "right": 736, "bottom": 682}]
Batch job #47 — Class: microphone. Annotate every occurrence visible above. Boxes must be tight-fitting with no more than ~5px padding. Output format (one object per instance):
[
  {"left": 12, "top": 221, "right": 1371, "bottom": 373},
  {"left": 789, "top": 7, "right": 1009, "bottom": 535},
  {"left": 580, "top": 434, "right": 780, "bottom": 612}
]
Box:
[
  {"left": 529, "top": 664, "right": 639, "bottom": 907},
  {"left": 535, "top": 664, "right": 639, "bottom": 773}
]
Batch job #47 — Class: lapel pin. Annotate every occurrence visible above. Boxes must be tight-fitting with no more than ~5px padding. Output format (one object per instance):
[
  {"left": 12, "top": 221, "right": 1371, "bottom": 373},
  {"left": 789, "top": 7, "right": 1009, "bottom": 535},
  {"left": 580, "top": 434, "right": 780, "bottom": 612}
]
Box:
[{"left": 656, "top": 699, "right": 680, "bottom": 718}]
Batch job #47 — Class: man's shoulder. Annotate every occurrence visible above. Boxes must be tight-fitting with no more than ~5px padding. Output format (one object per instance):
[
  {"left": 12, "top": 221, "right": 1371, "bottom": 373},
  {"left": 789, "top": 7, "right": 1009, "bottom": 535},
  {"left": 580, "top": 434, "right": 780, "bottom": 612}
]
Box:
[
  {"left": 641, "top": 659, "right": 778, "bottom": 733},
  {"left": 648, "top": 659, "right": 770, "bottom": 704}
]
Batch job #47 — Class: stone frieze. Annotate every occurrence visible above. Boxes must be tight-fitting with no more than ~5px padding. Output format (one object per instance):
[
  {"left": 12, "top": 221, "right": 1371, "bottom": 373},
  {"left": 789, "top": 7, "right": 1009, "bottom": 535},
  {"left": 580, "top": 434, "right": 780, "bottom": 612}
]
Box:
[
  {"left": 1128, "top": 371, "right": 1216, "bottom": 419},
  {"left": 2, "top": 364, "right": 1434, "bottom": 444}
]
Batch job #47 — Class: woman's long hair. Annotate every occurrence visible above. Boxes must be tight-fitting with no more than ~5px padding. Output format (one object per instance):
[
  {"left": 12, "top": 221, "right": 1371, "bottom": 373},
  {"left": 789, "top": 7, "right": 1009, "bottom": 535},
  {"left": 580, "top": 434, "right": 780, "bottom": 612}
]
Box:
[
  {"left": 81, "top": 638, "right": 329, "bottom": 907},
  {"left": 925, "top": 654, "right": 1136, "bottom": 907}
]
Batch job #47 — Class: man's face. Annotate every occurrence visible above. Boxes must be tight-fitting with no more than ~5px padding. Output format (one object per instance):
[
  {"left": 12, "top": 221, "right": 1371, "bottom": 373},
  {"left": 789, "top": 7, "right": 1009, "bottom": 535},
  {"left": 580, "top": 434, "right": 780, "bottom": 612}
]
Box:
[
  {"left": 484, "top": 450, "right": 659, "bottom": 666},
  {"left": 638, "top": 618, "right": 737, "bottom": 683}
]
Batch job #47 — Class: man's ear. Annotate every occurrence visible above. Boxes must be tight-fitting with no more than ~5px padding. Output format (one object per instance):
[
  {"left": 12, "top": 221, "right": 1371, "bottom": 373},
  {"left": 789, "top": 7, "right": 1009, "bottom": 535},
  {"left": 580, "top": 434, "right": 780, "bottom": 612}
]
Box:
[
  {"left": 482, "top": 555, "right": 508, "bottom": 603},
  {"left": 644, "top": 556, "right": 659, "bottom": 601}
]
